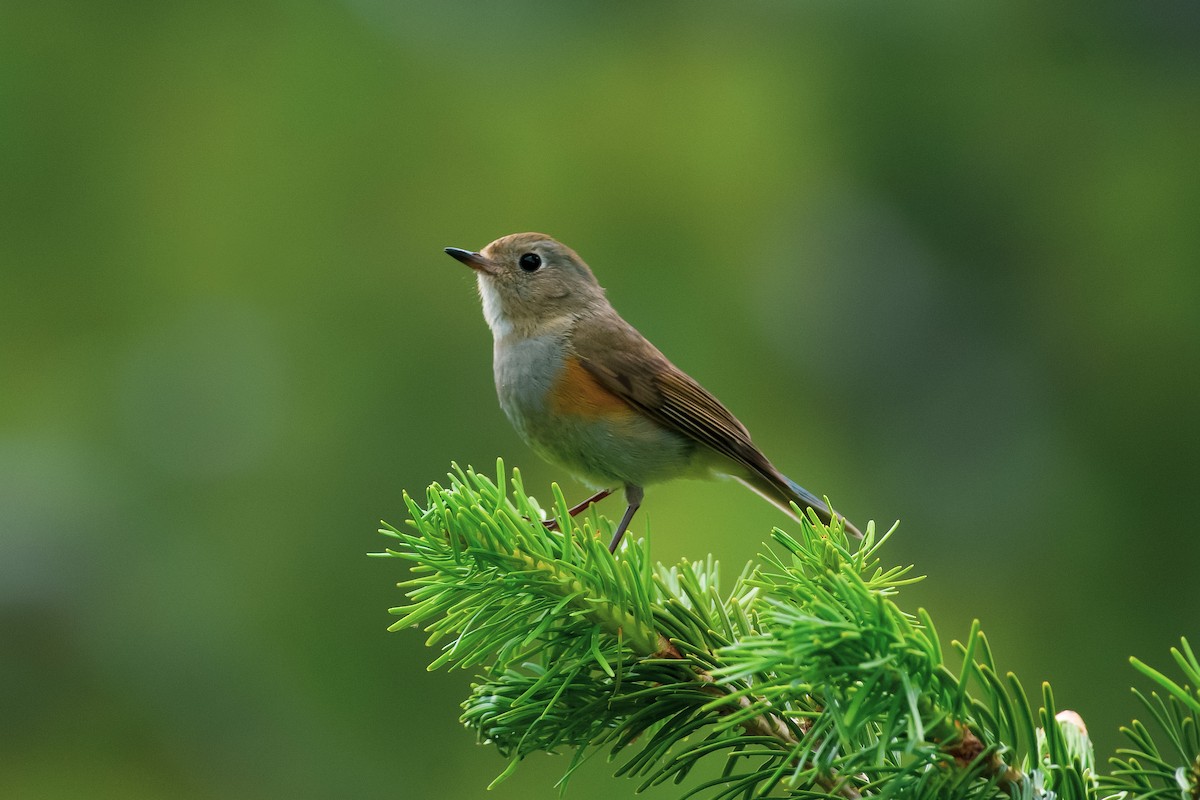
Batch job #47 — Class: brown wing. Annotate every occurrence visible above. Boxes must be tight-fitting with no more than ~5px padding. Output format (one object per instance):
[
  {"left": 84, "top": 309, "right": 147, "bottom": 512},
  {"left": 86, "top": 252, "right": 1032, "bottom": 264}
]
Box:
[
  {"left": 571, "top": 311, "right": 778, "bottom": 481},
  {"left": 572, "top": 311, "right": 861, "bottom": 536}
]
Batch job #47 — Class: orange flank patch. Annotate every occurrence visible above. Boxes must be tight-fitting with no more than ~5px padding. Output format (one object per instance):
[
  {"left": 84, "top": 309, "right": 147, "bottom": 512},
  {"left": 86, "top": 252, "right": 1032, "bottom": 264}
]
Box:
[{"left": 549, "top": 356, "right": 635, "bottom": 420}]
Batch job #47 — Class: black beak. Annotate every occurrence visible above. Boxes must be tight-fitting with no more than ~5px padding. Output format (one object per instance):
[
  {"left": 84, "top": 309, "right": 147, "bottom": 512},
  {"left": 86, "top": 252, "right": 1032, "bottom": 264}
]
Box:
[{"left": 444, "top": 247, "right": 497, "bottom": 274}]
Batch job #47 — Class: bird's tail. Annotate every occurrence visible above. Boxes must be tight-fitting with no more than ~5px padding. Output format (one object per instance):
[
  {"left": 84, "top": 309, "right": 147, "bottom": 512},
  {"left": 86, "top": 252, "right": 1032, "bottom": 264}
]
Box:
[{"left": 735, "top": 468, "right": 863, "bottom": 540}]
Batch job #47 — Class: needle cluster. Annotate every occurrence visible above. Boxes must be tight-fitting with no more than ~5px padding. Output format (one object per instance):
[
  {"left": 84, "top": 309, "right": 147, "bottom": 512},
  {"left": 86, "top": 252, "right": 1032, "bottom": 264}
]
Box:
[{"left": 375, "top": 461, "right": 1198, "bottom": 800}]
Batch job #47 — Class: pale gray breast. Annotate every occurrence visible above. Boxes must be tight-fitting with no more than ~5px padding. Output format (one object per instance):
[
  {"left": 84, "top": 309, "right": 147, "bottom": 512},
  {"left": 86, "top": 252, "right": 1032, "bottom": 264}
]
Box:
[{"left": 492, "top": 332, "right": 568, "bottom": 438}]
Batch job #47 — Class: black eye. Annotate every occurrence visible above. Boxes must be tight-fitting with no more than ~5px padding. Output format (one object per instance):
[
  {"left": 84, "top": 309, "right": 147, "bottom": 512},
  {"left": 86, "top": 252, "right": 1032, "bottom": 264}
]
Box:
[{"left": 518, "top": 252, "right": 542, "bottom": 272}]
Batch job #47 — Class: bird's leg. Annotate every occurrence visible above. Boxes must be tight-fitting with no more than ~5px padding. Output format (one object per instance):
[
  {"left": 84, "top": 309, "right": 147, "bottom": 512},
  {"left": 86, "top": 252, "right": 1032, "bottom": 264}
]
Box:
[
  {"left": 543, "top": 487, "right": 614, "bottom": 532},
  {"left": 567, "top": 487, "right": 614, "bottom": 517},
  {"left": 607, "top": 485, "right": 644, "bottom": 553}
]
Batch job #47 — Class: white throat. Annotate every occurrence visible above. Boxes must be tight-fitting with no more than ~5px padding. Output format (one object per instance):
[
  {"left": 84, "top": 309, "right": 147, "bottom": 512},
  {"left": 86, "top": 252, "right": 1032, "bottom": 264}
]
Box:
[{"left": 477, "top": 276, "right": 514, "bottom": 341}]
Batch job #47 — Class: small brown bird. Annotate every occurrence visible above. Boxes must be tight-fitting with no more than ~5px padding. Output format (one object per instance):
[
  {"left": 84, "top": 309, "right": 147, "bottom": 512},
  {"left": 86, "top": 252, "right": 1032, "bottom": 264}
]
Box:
[{"left": 446, "top": 233, "right": 861, "bottom": 551}]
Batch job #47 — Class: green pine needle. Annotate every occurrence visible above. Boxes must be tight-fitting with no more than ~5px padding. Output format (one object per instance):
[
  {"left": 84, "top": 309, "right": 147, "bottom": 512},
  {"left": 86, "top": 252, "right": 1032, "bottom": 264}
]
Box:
[{"left": 375, "top": 462, "right": 1199, "bottom": 800}]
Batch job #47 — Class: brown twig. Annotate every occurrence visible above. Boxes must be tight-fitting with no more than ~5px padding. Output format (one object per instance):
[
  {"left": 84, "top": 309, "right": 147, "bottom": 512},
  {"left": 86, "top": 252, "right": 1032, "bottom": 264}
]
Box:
[
  {"left": 652, "top": 635, "right": 861, "bottom": 798},
  {"left": 942, "top": 722, "right": 1024, "bottom": 796}
]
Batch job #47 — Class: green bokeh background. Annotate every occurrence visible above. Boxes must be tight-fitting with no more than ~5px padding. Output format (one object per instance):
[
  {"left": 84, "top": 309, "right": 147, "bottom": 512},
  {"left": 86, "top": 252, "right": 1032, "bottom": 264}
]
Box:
[{"left": 3, "top": 2, "right": 1198, "bottom": 798}]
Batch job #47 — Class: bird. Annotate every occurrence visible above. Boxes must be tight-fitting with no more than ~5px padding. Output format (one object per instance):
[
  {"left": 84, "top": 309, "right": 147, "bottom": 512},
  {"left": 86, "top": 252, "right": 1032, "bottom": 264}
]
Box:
[{"left": 445, "top": 232, "right": 861, "bottom": 552}]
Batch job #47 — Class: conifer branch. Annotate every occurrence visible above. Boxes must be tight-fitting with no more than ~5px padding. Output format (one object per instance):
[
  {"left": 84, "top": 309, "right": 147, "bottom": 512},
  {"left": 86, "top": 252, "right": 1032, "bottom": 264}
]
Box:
[{"left": 374, "top": 462, "right": 1199, "bottom": 800}]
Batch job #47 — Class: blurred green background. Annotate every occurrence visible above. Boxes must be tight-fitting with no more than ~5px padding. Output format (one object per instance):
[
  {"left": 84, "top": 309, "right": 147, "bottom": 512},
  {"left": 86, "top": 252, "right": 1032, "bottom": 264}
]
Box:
[{"left": 3, "top": 2, "right": 1198, "bottom": 797}]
